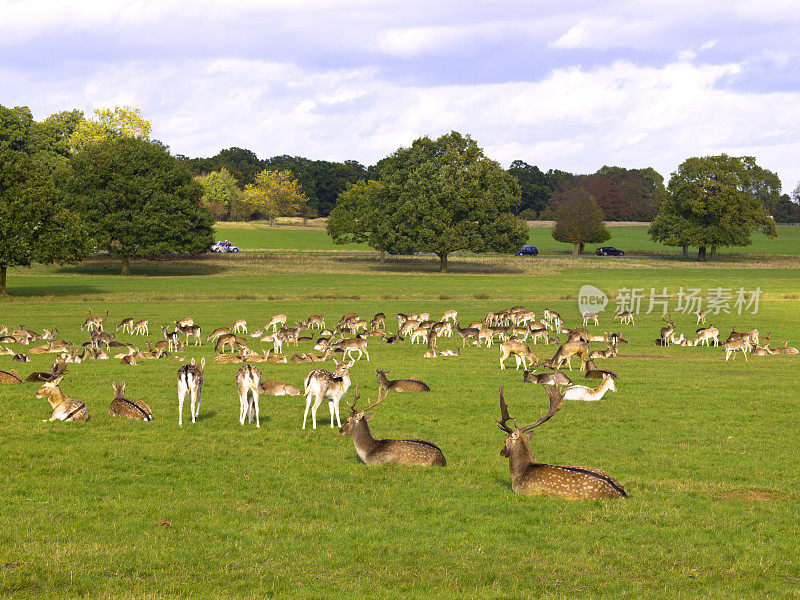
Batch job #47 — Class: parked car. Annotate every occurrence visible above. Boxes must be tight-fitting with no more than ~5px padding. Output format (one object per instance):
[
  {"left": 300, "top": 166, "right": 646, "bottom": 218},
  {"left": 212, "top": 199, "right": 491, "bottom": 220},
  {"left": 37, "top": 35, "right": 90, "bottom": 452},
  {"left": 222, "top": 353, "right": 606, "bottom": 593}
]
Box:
[
  {"left": 515, "top": 245, "right": 539, "bottom": 256},
  {"left": 595, "top": 246, "right": 624, "bottom": 256},
  {"left": 211, "top": 241, "right": 240, "bottom": 253}
]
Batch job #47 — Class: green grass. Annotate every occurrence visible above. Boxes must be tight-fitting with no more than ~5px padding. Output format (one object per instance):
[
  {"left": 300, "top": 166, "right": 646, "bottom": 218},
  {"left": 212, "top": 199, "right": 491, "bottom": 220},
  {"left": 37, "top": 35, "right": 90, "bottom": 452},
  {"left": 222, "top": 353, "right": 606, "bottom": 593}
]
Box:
[
  {"left": 214, "top": 222, "right": 800, "bottom": 256},
  {"left": 1, "top": 254, "right": 800, "bottom": 598}
]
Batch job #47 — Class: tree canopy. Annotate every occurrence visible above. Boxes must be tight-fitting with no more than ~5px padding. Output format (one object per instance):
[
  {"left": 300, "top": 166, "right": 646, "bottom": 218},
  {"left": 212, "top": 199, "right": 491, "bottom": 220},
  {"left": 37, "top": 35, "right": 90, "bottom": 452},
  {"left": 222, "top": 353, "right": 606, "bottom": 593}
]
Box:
[
  {"left": 551, "top": 188, "right": 610, "bottom": 255},
  {"left": 69, "top": 106, "right": 151, "bottom": 153},
  {"left": 329, "top": 132, "right": 528, "bottom": 272},
  {"left": 649, "top": 154, "right": 778, "bottom": 261},
  {"left": 197, "top": 167, "right": 241, "bottom": 220},
  {"left": 241, "top": 169, "right": 313, "bottom": 224},
  {"left": 64, "top": 137, "right": 214, "bottom": 274}
]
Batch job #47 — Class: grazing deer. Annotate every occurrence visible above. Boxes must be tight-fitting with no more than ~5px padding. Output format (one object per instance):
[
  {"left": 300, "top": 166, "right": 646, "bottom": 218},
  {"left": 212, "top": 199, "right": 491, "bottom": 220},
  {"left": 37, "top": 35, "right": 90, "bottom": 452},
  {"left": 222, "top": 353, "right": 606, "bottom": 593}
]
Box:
[
  {"left": 35, "top": 377, "right": 89, "bottom": 422},
  {"left": 259, "top": 381, "right": 302, "bottom": 396},
  {"left": 177, "top": 358, "right": 205, "bottom": 425},
  {"left": 368, "top": 313, "right": 385, "bottom": 331},
  {"left": 779, "top": 341, "right": 799, "bottom": 355},
  {"left": 522, "top": 370, "right": 571, "bottom": 386},
  {"left": 265, "top": 314, "right": 287, "bottom": 333},
  {"left": 563, "top": 376, "right": 618, "bottom": 401},
  {"left": 81, "top": 308, "right": 107, "bottom": 332},
  {"left": 582, "top": 312, "right": 599, "bottom": 326},
  {"left": 694, "top": 325, "right": 719, "bottom": 347},
  {"left": 109, "top": 381, "right": 153, "bottom": 421},
  {"left": 724, "top": 338, "right": 751, "bottom": 361},
  {"left": 215, "top": 333, "right": 238, "bottom": 354},
  {"left": 613, "top": 310, "right": 635, "bottom": 325},
  {"left": 0, "top": 369, "right": 23, "bottom": 384},
  {"left": 175, "top": 317, "right": 194, "bottom": 328},
  {"left": 496, "top": 385, "right": 626, "bottom": 498},
  {"left": 235, "top": 364, "right": 262, "bottom": 427},
  {"left": 696, "top": 310, "right": 707, "bottom": 325},
  {"left": 206, "top": 327, "right": 230, "bottom": 343},
  {"left": 116, "top": 318, "right": 134, "bottom": 334},
  {"left": 550, "top": 341, "right": 588, "bottom": 371},
  {"left": 329, "top": 337, "right": 369, "bottom": 361},
  {"left": 499, "top": 340, "right": 537, "bottom": 370},
  {"left": 302, "top": 359, "right": 354, "bottom": 429},
  {"left": 441, "top": 309, "right": 458, "bottom": 324},
  {"left": 132, "top": 319, "right": 149, "bottom": 336},
  {"left": 232, "top": 319, "right": 248, "bottom": 334},
  {"left": 375, "top": 369, "right": 430, "bottom": 393},
  {"left": 339, "top": 386, "right": 446, "bottom": 467}
]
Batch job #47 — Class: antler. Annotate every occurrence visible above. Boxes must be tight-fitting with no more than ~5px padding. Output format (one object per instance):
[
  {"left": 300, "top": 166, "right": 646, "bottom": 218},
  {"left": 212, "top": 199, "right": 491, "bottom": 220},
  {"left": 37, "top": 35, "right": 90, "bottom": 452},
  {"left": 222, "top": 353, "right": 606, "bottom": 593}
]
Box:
[
  {"left": 495, "top": 385, "right": 515, "bottom": 433},
  {"left": 347, "top": 384, "right": 361, "bottom": 414},
  {"left": 361, "top": 387, "right": 386, "bottom": 413},
  {"left": 519, "top": 384, "right": 564, "bottom": 433}
]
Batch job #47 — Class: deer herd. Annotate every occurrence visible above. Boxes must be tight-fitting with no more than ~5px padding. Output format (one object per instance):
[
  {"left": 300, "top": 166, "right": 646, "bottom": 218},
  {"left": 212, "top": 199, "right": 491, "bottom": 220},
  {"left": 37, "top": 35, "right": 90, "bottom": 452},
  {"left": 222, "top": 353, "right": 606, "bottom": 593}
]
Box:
[{"left": 1, "top": 304, "right": 796, "bottom": 500}]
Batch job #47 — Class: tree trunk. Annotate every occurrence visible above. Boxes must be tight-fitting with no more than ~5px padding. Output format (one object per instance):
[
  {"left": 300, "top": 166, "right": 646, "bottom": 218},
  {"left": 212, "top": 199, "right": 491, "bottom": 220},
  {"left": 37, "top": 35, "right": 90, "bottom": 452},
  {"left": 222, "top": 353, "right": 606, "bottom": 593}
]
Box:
[
  {"left": 0, "top": 264, "right": 7, "bottom": 297},
  {"left": 380, "top": 250, "right": 386, "bottom": 264},
  {"left": 682, "top": 245, "right": 688, "bottom": 258},
  {"left": 121, "top": 255, "right": 131, "bottom": 276},
  {"left": 697, "top": 246, "right": 707, "bottom": 262},
  {"left": 439, "top": 253, "right": 448, "bottom": 273},
  {"left": 572, "top": 244, "right": 579, "bottom": 256},
  {"left": 711, "top": 245, "right": 717, "bottom": 258},
  {"left": 579, "top": 242, "right": 585, "bottom": 255}
]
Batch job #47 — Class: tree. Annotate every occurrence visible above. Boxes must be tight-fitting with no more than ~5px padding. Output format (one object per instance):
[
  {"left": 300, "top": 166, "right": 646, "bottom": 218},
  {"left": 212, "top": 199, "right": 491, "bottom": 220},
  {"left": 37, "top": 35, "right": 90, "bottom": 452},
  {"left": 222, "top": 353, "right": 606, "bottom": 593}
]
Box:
[
  {"left": 650, "top": 155, "right": 778, "bottom": 261},
  {"left": 0, "top": 148, "right": 88, "bottom": 295},
  {"left": 197, "top": 167, "right": 241, "bottom": 220},
  {"left": 64, "top": 138, "right": 214, "bottom": 275},
  {"left": 336, "top": 132, "right": 528, "bottom": 272},
  {"left": 582, "top": 176, "right": 630, "bottom": 221},
  {"left": 507, "top": 160, "right": 550, "bottom": 218},
  {"left": 327, "top": 180, "right": 390, "bottom": 261},
  {"left": 772, "top": 194, "right": 800, "bottom": 224},
  {"left": 69, "top": 106, "right": 151, "bottom": 153},
  {"left": 240, "top": 169, "right": 312, "bottom": 225},
  {"left": 551, "top": 188, "right": 611, "bottom": 255}
]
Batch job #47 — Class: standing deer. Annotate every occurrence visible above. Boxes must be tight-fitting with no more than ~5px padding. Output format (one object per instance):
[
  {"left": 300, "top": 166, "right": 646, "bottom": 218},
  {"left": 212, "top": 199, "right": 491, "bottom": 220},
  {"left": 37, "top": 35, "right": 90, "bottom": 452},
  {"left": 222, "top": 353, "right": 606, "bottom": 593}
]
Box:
[
  {"left": 81, "top": 308, "right": 107, "bottom": 332},
  {"left": 177, "top": 358, "right": 205, "bottom": 425},
  {"left": 659, "top": 314, "right": 675, "bottom": 346},
  {"left": 375, "top": 369, "right": 430, "bottom": 392},
  {"left": 499, "top": 340, "right": 537, "bottom": 370},
  {"left": 495, "top": 385, "right": 626, "bottom": 499},
  {"left": 696, "top": 310, "right": 707, "bottom": 325},
  {"left": 109, "top": 381, "right": 153, "bottom": 421},
  {"left": 724, "top": 339, "right": 750, "bottom": 361},
  {"left": 582, "top": 312, "right": 599, "bottom": 326},
  {"left": 132, "top": 319, "right": 149, "bottom": 335},
  {"left": 694, "top": 325, "right": 719, "bottom": 347},
  {"left": 235, "top": 364, "right": 261, "bottom": 427},
  {"left": 265, "top": 314, "right": 287, "bottom": 333},
  {"left": 302, "top": 359, "right": 354, "bottom": 429},
  {"left": 613, "top": 311, "right": 635, "bottom": 325},
  {"left": 339, "top": 386, "right": 446, "bottom": 467},
  {"left": 116, "top": 318, "right": 134, "bottom": 334},
  {"left": 35, "top": 377, "right": 89, "bottom": 422},
  {"left": 232, "top": 319, "right": 248, "bottom": 334}
]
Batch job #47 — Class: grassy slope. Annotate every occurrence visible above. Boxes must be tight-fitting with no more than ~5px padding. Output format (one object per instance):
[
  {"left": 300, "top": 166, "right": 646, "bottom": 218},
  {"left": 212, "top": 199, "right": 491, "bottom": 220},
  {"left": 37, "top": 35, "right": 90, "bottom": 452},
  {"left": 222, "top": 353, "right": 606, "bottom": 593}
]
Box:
[
  {"left": 214, "top": 223, "right": 800, "bottom": 256},
  {"left": 1, "top": 255, "right": 799, "bottom": 599}
]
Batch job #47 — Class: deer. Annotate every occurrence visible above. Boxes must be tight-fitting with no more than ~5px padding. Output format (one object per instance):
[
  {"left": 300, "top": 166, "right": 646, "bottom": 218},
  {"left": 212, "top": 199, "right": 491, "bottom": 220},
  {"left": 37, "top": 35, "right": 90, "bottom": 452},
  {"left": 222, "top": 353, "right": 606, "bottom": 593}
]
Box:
[
  {"left": 694, "top": 325, "right": 719, "bottom": 347},
  {"left": 779, "top": 341, "right": 799, "bottom": 355},
  {"left": 235, "top": 364, "right": 262, "bottom": 427},
  {"left": 582, "top": 312, "right": 600, "bottom": 326},
  {"left": 495, "top": 385, "right": 626, "bottom": 498},
  {"left": 0, "top": 369, "right": 23, "bottom": 384},
  {"left": 161, "top": 325, "right": 180, "bottom": 352},
  {"left": 302, "top": 359, "right": 354, "bottom": 429},
  {"left": 550, "top": 340, "right": 588, "bottom": 371},
  {"left": 177, "top": 358, "right": 205, "bottom": 425},
  {"left": 109, "top": 381, "right": 153, "bottom": 421},
  {"left": 80, "top": 308, "right": 107, "bottom": 332},
  {"left": 328, "top": 337, "right": 369, "bottom": 361},
  {"left": 215, "top": 333, "right": 238, "bottom": 354},
  {"left": 132, "top": 319, "right": 149, "bottom": 336},
  {"left": 175, "top": 322, "right": 202, "bottom": 346},
  {"left": 175, "top": 317, "right": 194, "bottom": 328},
  {"left": 499, "top": 340, "right": 537, "bottom": 370},
  {"left": 26, "top": 356, "right": 68, "bottom": 383},
  {"left": 724, "top": 338, "right": 751, "bottom": 361},
  {"left": 659, "top": 314, "right": 675, "bottom": 346},
  {"left": 368, "top": 313, "right": 385, "bottom": 331},
  {"left": 339, "top": 386, "right": 446, "bottom": 467},
  {"left": 375, "top": 369, "right": 430, "bottom": 393},
  {"left": 265, "top": 314, "right": 287, "bottom": 333},
  {"left": 696, "top": 310, "right": 707, "bottom": 325},
  {"left": 35, "top": 377, "right": 89, "bottom": 422},
  {"left": 588, "top": 344, "right": 617, "bottom": 360},
  {"left": 522, "top": 370, "right": 572, "bottom": 386},
  {"left": 116, "top": 318, "right": 135, "bottom": 334},
  {"left": 206, "top": 327, "right": 230, "bottom": 343},
  {"left": 232, "top": 319, "right": 248, "bottom": 334},
  {"left": 613, "top": 310, "right": 635, "bottom": 325},
  {"left": 563, "top": 375, "right": 618, "bottom": 401},
  {"left": 441, "top": 309, "right": 458, "bottom": 324},
  {"left": 259, "top": 381, "right": 302, "bottom": 396}
]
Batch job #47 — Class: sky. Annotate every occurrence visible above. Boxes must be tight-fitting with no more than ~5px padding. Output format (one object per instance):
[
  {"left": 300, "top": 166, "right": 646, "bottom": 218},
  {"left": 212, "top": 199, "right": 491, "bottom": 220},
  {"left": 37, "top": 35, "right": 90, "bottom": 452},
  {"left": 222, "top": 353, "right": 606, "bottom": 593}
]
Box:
[{"left": 2, "top": 0, "right": 799, "bottom": 191}]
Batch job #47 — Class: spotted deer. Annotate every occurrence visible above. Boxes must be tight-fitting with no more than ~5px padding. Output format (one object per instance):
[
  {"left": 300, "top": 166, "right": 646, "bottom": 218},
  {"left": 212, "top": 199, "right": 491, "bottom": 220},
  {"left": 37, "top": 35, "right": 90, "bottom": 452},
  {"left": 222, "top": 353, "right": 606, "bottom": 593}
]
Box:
[
  {"left": 232, "top": 319, "right": 248, "bottom": 334},
  {"left": 302, "top": 359, "right": 354, "bottom": 429},
  {"left": 176, "top": 322, "right": 202, "bottom": 346},
  {"left": 696, "top": 310, "right": 707, "bottom": 325},
  {"left": 613, "top": 311, "right": 635, "bottom": 325},
  {"left": 177, "top": 358, "right": 205, "bottom": 425},
  {"left": 339, "top": 386, "right": 446, "bottom": 467},
  {"left": 695, "top": 325, "right": 719, "bottom": 347},
  {"left": 779, "top": 340, "right": 799, "bottom": 355},
  {"left": 496, "top": 385, "right": 626, "bottom": 499},
  {"left": 235, "top": 364, "right": 261, "bottom": 427},
  {"left": 522, "top": 370, "right": 572, "bottom": 386},
  {"left": 81, "top": 308, "right": 107, "bottom": 332},
  {"left": 724, "top": 338, "right": 751, "bottom": 361},
  {"left": 563, "top": 375, "right": 618, "bottom": 401},
  {"left": 161, "top": 325, "right": 180, "bottom": 352},
  {"left": 259, "top": 381, "right": 302, "bottom": 396},
  {"left": 499, "top": 340, "right": 537, "bottom": 370},
  {"left": 115, "top": 318, "right": 134, "bottom": 334},
  {"left": 265, "top": 314, "right": 287, "bottom": 333},
  {"left": 35, "top": 377, "right": 89, "bottom": 422},
  {"left": 375, "top": 369, "right": 430, "bottom": 393},
  {"left": 109, "top": 381, "right": 153, "bottom": 421},
  {"left": 582, "top": 312, "right": 599, "bottom": 326},
  {"left": 132, "top": 319, "right": 149, "bottom": 336}
]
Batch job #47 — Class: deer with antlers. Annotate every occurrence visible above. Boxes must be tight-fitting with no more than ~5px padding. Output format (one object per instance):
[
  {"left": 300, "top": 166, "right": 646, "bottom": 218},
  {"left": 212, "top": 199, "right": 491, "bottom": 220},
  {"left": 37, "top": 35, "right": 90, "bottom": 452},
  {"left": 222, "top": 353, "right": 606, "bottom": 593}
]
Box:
[
  {"left": 339, "top": 386, "right": 446, "bottom": 466},
  {"left": 495, "top": 385, "right": 626, "bottom": 499},
  {"left": 35, "top": 377, "right": 89, "bottom": 422}
]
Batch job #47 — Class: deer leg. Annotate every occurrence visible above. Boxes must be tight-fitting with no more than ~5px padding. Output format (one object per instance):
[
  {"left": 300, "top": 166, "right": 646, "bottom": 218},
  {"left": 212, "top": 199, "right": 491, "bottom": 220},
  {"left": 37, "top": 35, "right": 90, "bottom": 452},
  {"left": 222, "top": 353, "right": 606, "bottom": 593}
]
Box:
[
  {"left": 178, "top": 389, "right": 184, "bottom": 426},
  {"left": 328, "top": 399, "right": 336, "bottom": 427},
  {"left": 253, "top": 392, "right": 260, "bottom": 428},
  {"left": 302, "top": 393, "right": 313, "bottom": 429}
]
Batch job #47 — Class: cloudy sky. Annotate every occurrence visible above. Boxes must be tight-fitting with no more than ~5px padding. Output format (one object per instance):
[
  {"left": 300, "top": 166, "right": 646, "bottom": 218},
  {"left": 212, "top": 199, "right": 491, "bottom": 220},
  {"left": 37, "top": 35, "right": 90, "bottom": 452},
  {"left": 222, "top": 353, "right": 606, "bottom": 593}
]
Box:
[{"left": 2, "top": 0, "right": 799, "bottom": 190}]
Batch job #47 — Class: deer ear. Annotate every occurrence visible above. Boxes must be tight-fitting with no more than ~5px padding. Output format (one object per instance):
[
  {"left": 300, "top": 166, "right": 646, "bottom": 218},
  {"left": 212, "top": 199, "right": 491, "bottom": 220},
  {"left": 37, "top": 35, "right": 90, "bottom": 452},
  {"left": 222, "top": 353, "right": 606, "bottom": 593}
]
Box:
[
  {"left": 200, "top": 357, "right": 205, "bottom": 368},
  {"left": 191, "top": 357, "right": 196, "bottom": 365}
]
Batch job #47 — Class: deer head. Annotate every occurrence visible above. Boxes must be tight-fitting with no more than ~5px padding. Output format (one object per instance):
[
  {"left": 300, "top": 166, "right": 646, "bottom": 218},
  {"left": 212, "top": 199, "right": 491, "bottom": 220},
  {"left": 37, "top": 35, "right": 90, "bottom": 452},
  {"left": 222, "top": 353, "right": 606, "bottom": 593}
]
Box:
[
  {"left": 496, "top": 384, "right": 563, "bottom": 458},
  {"left": 339, "top": 385, "right": 384, "bottom": 435}
]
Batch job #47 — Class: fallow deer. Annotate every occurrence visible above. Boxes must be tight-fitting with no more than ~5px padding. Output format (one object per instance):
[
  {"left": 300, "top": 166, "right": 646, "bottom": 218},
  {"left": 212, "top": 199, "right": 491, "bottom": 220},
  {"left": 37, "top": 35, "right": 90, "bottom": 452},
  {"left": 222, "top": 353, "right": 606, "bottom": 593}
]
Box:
[
  {"left": 328, "top": 337, "right": 369, "bottom": 361},
  {"left": 109, "top": 381, "right": 153, "bottom": 421},
  {"left": 132, "top": 319, "right": 149, "bottom": 336},
  {"left": 550, "top": 340, "right": 588, "bottom": 371},
  {"left": 375, "top": 369, "right": 430, "bottom": 393},
  {"left": 81, "top": 308, "right": 107, "bottom": 332},
  {"left": 582, "top": 312, "right": 599, "bottom": 326},
  {"left": 339, "top": 386, "right": 446, "bottom": 467},
  {"left": 176, "top": 322, "right": 202, "bottom": 346},
  {"left": 496, "top": 385, "right": 626, "bottom": 499},
  {"left": 302, "top": 359, "right": 354, "bottom": 429},
  {"left": 25, "top": 356, "right": 67, "bottom": 383},
  {"left": 563, "top": 376, "right": 618, "bottom": 401},
  {"left": 613, "top": 310, "right": 635, "bottom": 325},
  {"left": 499, "top": 340, "right": 537, "bottom": 370},
  {"left": 206, "top": 327, "right": 230, "bottom": 343},
  {"left": 236, "top": 364, "right": 261, "bottom": 427},
  {"left": 259, "top": 381, "right": 302, "bottom": 396},
  {"left": 232, "top": 319, "right": 248, "bottom": 334},
  {"left": 659, "top": 314, "right": 675, "bottom": 346},
  {"left": 265, "top": 314, "right": 287, "bottom": 333},
  {"left": 0, "top": 369, "right": 23, "bottom": 384},
  {"left": 779, "top": 341, "right": 799, "bottom": 355},
  {"left": 35, "top": 377, "right": 89, "bottom": 422},
  {"left": 522, "top": 370, "right": 571, "bottom": 386},
  {"left": 177, "top": 358, "right": 205, "bottom": 425},
  {"left": 724, "top": 338, "right": 751, "bottom": 361},
  {"left": 441, "top": 309, "right": 458, "bottom": 323},
  {"left": 116, "top": 318, "right": 135, "bottom": 334},
  {"left": 696, "top": 310, "right": 707, "bottom": 325},
  {"left": 694, "top": 325, "right": 719, "bottom": 347},
  {"left": 215, "top": 333, "right": 238, "bottom": 354}
]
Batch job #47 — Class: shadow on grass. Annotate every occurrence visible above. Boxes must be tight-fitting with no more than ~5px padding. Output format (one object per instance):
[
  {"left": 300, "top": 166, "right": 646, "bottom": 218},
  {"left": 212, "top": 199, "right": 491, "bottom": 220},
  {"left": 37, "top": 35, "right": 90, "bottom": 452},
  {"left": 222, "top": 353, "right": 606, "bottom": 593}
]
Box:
[
  {"left": 333, "top": 255, "right": 524, "bottom": 275},
  {"left": 56, "top": 258, "right": 227, "bottom": 277},
  {"left": 3, "top": 284, "right": 103, "bottom": 298}
]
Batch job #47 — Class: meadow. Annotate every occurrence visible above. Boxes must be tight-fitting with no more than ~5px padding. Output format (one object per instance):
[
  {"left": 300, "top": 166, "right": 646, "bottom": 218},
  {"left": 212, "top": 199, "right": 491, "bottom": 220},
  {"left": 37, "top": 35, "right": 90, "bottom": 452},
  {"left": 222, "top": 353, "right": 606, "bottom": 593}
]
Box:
[
  {"left": 213, "top": 221, "right": 800, "bottom": 257},
  {"left": 1, "top": 250, "right": 800, "bottom": 599}
]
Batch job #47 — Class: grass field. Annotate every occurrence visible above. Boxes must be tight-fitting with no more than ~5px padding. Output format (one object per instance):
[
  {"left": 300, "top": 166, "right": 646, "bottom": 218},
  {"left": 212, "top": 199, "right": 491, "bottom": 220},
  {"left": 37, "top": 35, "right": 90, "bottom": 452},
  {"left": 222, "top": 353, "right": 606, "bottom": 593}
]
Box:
[
  {"left": 213, "top": 222, "right": 800, "bottom": 257},
  {"left": 2, "top": 252, "right": 800, "bottom": 599}
]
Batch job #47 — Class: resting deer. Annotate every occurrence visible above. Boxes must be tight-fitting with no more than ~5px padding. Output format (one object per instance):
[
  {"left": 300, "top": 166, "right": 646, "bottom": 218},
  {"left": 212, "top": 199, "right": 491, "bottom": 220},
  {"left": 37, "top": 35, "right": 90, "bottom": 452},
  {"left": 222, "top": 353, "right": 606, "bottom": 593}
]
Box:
[
  {"left": 779, "top": 341, "right": 799, "bottom": 355},
  {"left": 35, "top": 377, "right": 89, "bottom": 422},
  {"left": 0, "top": 369, "right": 23, "bottom": 384},
  {"left": 375, "top": 369, "right": 430, "bottom": 392},
  {"left": 563, "top": 375, "right": 618, "bottom": 401},
  {"left": 522, "top": 370, "right": 571, "bottom": 386},
  {"left": 26, "top": 356, "right": 68, "bottom": 382},
  {"left": 235, "top": 364, "right": 261, "bottom": 427},
  {"left": 302, "top": 359, "right": 354, "bottom": 429},
  {"left": 496, "top": 385, "right": 626, "bottom": 498},
  {"left": 339, "top": 386, "right": 446, "bottom": 467},
  {"left": 499, "top": 340, "right": 537, "bottom": 370},
  {"left": 177, "top": 358, "right": 205, "bottom": 425},
  {"left": 109, "top": 381, "right": 153, "bottom": 421},
  {"left": 260, "top": 381, "right": 302, "bottom": 396}
]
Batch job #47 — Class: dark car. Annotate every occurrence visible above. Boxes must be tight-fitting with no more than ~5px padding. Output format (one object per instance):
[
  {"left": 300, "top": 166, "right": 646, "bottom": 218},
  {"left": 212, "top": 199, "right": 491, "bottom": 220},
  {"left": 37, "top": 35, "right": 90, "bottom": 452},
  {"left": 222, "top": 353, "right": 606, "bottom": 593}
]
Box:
[
  {"left": 515, "top": 245, "right": 539, "bottom": 256},
  {"left": 596, "top": 246, "right": 624, "bottom": 256}
]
